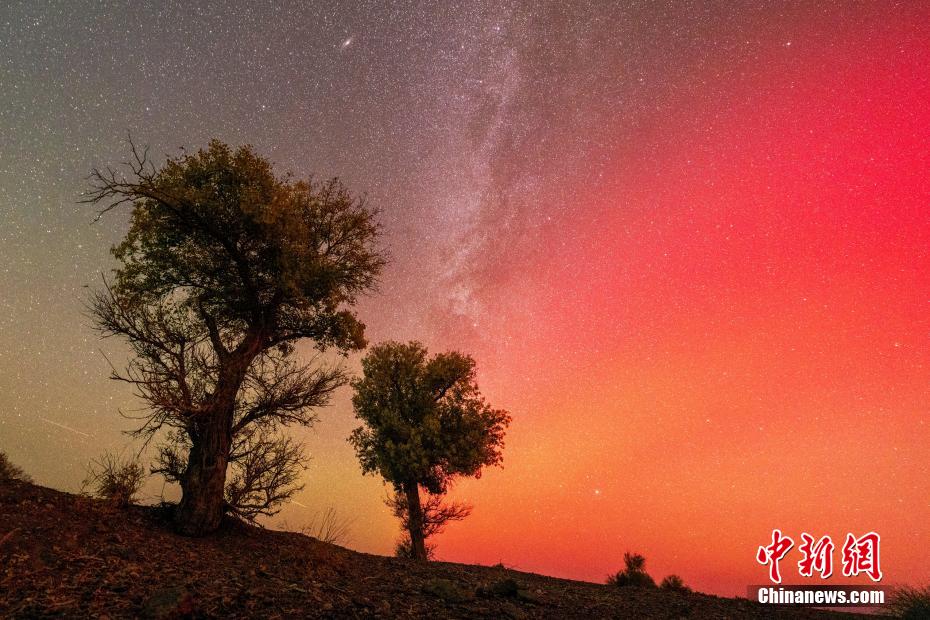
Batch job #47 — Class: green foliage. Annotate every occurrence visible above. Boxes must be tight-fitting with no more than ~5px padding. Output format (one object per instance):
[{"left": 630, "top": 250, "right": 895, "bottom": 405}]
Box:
[
  {"left": 606, "top": 552, "right": 657, "bottom": 588},
  {"left": 0, "top": 452, "right": 32, "bottom": 483},
  {"left": 350, "top": 341, "right": 509, "bottom": 559},
  {"left": 888, "top": 585, "right": 930, "bottom": 619},
  {"left": 82, "top": 452, "right": 146, "bottom": 508},
  {"left": 659, "top": 574, "right": 691, "bottom": 593},
  {"left": 87, "top": 139, "right": 384, "bottom": 532},
  {"left": 98, "top": 140, "right": 383, "bottom": 350},
  {"left": 349, "top": 341, "right": 510, "bottom": 495}
]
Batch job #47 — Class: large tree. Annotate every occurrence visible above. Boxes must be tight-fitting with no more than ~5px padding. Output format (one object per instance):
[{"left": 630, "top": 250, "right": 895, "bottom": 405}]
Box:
[
  {"left": 349, "top": 341, "right": 510, "bottom": 560},
  {"left": 86, "top": 140, "right": 384, "bottom": 535}
]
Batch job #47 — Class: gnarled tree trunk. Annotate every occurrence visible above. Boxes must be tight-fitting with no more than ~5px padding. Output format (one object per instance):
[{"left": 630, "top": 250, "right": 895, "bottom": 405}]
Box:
[
  {"left": 404, "top": 481, "right": 428, "bottom": 560},
  {"left": 174, "top": 339, "right": 261, "bottom": 536},
  {"left": 174, "top": 411, "right": 232, "bottom": 535}
]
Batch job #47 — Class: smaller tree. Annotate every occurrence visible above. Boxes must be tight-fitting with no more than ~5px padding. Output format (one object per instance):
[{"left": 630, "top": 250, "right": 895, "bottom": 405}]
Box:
[
  {"left": 350, "top": 341, "right": 510, "bottom": 560},
  {"left": 607, "top": 552, "right": 657, "bottom": 588},
  {"left": 659, "top": 574, "right": 691, "bottom": 593},
  {"left": 888, "top": 585, "right": 930, "bottom": 619},
  {"left": 0, "top": 452, "right": 32, "bottom": 483}
]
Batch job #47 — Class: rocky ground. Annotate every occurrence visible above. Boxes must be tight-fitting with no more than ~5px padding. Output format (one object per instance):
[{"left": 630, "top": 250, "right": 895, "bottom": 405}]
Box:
[{"left": 0, "top": 478, "right": 875, "bottom": 619}]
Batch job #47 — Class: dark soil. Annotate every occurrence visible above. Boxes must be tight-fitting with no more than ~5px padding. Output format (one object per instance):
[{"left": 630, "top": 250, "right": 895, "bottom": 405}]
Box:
[{"left": 0, "top": 479, "right": 873, "bottom": 618}]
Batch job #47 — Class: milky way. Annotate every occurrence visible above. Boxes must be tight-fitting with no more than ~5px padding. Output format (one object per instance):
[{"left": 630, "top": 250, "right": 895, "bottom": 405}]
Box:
[{"left": 1, "top": 1, "right": 928, "bottom": 595}]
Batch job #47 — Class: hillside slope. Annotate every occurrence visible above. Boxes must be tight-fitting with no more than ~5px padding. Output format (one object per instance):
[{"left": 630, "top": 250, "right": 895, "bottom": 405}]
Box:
[{"left": 0, "top": 479, "right": 865, "bottom": 619}]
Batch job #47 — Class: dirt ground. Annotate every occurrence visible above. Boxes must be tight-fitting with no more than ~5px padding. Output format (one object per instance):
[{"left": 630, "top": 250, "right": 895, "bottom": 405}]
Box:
[{"left": 0, "top": 479, "right": 874, "bottom": 619}]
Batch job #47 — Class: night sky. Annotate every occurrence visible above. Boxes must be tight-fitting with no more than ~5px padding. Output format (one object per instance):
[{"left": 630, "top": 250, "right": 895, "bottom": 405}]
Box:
[{"left": 2, "top": 1, "right": 929, "bottom": 595}]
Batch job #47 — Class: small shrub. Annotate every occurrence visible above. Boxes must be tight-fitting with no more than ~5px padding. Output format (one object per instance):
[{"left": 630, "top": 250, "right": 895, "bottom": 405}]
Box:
[
  {"left": 607, "top": 551, "right": 657, "bottom": 588},
  {"left": 608, "top": 569, "right": 657, "bottom": 588},
  {"left": 82, "top": 452, "right": 146, "bottom": 508},
  {"left": 300, "top": 507, "right": 355, "bottom": 546},
  {"left": 0, "top": 452, "right": 32, "bottom": 483},
  {"left": 888, "top": 585, "right": 930, "bottom": 619},
  {"left": 660, "top": 574, "right": 691, "bottom": 593}
]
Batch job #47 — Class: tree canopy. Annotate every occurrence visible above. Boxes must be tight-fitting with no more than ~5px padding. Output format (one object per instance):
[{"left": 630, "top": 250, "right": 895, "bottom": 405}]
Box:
[
  {"left": 87, "top": 139, "right": 384, "bottom": 534},
  {"left": 350, "top": 341, "right": 510, "bottom": 558}
]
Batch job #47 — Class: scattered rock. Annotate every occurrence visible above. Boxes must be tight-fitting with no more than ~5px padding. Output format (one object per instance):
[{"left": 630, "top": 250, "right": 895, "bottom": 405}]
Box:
[
  {"left": 501, "top": 602, "right": 528, "bottom": 619},
  {"left": 479, "top": 577, "right": 542, "bottom": 604},
  {"left": 140, "top": 587, "right": 196, "bottom": 619},
  {"left": 423, "top": 577, "right": 469, "bottom": 603}
]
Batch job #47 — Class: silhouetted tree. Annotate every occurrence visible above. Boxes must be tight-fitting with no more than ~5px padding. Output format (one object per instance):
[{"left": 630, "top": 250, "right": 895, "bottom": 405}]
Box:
[
  {"left": 86, "top": 140, "right": 384, "bottom": 535},
  {"left": 607, "top": 552, "right": 657, "bottom": 588},
  {"left": 349, "top": 341, "right": 510, "bottom": 560},
  {"left": 888, "top": 585, "right": 930, "bottom": 619},
  {"left": 659, "top": 574, "right": 691, "bottom": 593},
  {"left": 0, "top": 452, "right": 32, "bottom": 483}
]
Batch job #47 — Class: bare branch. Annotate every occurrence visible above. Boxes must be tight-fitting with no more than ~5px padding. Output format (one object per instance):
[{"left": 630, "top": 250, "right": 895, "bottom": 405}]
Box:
[
  {"left": 387, "top": 490, "right": 472, "bottom": 540},
  {"left": 300, "top": 507, "right": 355, "bottom": 546},
  {"left": 224, "top": 429, "right": 309, "bottom": 522}
]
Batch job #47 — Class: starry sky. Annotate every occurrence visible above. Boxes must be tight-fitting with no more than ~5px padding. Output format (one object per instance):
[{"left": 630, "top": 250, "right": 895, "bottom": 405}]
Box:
[{"left": 1, "top": 1, "right": 929, "bottom": 596}]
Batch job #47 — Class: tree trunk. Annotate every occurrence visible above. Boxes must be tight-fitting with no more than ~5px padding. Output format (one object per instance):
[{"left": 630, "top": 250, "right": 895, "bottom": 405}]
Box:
[
  {"left": 404, "top": 481, "right": 428, "bottom": 561},
  {"left": 174, "top": 411, "right": 232, "bottom": 536},
  {"left": 173, "top": 333, "right": 263, "bottom": 536}
]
